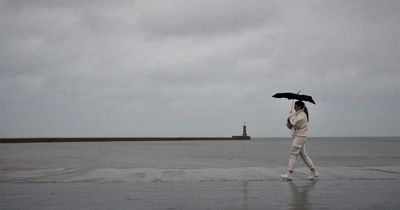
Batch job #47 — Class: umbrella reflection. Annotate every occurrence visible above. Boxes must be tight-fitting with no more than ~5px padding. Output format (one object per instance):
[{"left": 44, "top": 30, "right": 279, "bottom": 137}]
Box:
[{"left": 287, "top": 181, "right": 317, "bottom": 210}]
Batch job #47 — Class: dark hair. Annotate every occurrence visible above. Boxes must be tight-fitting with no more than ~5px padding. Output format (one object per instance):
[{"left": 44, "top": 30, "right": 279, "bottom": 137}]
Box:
[{"left": 295, "top": 101, "right": 309, "bottom": 122}]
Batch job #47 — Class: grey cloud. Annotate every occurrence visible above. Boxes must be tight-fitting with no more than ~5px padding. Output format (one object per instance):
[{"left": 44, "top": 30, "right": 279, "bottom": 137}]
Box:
[
  {"left": 0, "top": 0, "right": 399, "bottom": 137},
  {"left": 136, "top": 0, "right": 279, "bottom": 37},
  {"left": 269, "top": 0, "right": 400, "bottom": 80},
  {"left": 0, "top": 0, "right": 129, "bottom": 11}
]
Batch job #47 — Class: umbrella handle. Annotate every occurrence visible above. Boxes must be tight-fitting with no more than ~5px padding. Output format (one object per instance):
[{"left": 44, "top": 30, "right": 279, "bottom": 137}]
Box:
[{"left": 289, "top": 100, "right": 295, "bottom": 113}]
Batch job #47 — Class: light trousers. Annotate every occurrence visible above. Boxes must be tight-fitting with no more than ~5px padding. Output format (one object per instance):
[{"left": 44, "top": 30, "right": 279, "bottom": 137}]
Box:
[{"left": 288, "top": 136, "right": 316, "bottom": 171}]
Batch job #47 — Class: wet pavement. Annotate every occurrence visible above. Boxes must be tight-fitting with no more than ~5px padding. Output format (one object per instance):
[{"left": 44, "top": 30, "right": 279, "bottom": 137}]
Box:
[
  {"left": 1, "top": 179, "right": 399, "bottom": 210},
  {"left": 1, "top": 166, "right": 400, "bottom": 210}
]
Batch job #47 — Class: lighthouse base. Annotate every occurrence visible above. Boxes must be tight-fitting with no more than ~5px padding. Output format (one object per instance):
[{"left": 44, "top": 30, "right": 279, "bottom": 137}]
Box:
[{"left": 232, "top": 136, "right": 251, "bottom": 140}]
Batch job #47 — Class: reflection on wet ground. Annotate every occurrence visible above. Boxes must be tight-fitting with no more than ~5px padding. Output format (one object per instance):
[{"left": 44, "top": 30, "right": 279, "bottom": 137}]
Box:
[
  {"left": 287, "top": 181, "right": 317, "bottom": 210},
  {"left": 1, "top": 179, "right": 399, "bottom": 210}
]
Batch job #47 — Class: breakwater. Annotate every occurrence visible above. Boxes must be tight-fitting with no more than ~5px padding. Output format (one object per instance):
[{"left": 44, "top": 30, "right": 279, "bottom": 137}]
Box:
[{"left": 0, "top": 136, "right": 250, "bottom": 143}]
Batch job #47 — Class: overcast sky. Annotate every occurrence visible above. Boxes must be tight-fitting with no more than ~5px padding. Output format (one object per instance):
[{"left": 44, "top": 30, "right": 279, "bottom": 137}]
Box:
[{"left": 0, "top": 0, "right": 399, "bottom": 138}]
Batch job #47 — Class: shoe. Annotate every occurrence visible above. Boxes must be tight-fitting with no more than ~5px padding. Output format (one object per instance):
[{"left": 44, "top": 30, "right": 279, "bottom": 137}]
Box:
[
  {"left": 307, "top": 171, "right": 319, "bottom": 180},
  {"left": 280, "top": 172, "right": 293, "bottom": 181}
]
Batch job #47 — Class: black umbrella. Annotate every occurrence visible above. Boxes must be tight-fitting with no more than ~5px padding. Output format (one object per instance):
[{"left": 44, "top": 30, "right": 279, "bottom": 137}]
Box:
[{"left": 272, "top": 92, "right": 316, "bottom": 104}]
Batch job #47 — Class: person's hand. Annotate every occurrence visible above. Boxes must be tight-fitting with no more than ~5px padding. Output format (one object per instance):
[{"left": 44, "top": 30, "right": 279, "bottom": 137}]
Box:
[{"left": 286, "top": 118, "right": 293, "bottom": 129}]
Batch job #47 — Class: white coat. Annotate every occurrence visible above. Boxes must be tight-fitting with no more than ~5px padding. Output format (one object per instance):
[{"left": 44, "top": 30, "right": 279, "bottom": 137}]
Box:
[{"left": 286, "top": 109, "right": 308, "bottom": 137}]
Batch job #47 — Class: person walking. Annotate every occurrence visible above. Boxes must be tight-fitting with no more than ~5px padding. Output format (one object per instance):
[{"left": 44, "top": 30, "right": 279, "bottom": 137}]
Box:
[{"left": 281, "top": 100, "right": 319, "bottom": 181}]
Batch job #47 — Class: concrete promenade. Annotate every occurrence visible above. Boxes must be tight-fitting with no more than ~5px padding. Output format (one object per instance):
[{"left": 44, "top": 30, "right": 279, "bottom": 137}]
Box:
[{"left": 1, "top": 166, "right": 399, "bottom": 209}]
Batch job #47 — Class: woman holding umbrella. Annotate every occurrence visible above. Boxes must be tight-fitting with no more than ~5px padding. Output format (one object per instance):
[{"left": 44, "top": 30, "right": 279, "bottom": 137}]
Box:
[{"left": 280, "top": 100, "right": 319, "bottom": 181}]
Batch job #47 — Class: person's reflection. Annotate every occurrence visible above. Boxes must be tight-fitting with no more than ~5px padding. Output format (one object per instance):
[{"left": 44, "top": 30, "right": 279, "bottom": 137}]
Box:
[
  {"left": 287, "top": 181, "right": 317, "bottom": 210},
  {"left": 242, "top": 181, "right": 249, "bottom": 210}
]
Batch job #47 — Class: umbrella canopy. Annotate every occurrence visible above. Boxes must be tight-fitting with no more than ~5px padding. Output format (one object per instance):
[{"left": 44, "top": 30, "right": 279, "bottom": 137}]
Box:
[{"left": 272, "top": 92, "right": 316, "bottom": 104}]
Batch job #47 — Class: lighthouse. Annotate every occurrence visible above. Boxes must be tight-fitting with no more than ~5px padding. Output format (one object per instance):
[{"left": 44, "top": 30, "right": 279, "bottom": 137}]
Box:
[
  {"left": 232, "top": 121, "right": 251, "bottom": 140},
  {"left": 242, "top": 121, "right": 248, "bottom": 136}
]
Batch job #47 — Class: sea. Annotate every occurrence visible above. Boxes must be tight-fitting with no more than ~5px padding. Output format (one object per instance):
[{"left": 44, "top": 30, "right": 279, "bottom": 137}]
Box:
[{"left": 1, "top": 137, "right": 399, "bottom": 170}]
